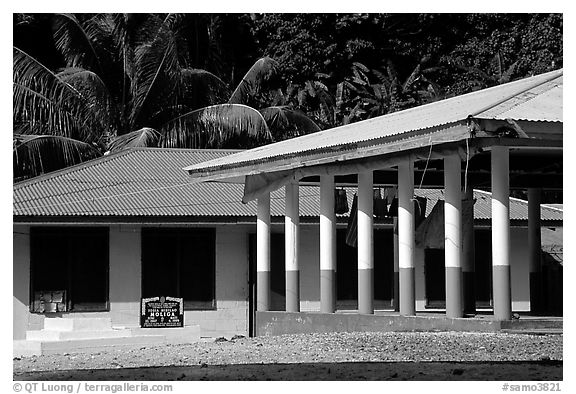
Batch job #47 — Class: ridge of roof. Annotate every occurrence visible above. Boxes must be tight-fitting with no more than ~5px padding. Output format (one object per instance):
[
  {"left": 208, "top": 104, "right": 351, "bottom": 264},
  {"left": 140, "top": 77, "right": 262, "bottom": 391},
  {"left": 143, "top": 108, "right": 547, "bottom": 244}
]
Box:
[
  {"left": 471, "top": 69, "right": 562, "bottom": 118},
  {"left": 14, "top": 148, "right": 243, "bottom": 190},
  {"left": 13, "top": 149, "right": 136, "bottom": 190}
]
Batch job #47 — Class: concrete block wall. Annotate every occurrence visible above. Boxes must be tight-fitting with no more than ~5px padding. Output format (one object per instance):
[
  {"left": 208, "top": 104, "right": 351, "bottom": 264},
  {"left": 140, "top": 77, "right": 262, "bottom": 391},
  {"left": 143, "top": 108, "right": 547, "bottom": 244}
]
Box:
[
  {"left": 298, "top": 226, "right": 321, "bottom": 311},
  {"left": 11, "top": 221, "right": 538, "bottom": 342},
  {"left": 510, "top": 227, "right": 530, "bottom": 311},
  {"left": 109, "top": 225, "right": 141, "bottom": 327},
  {"left": 413, "top": 226, "right": 531, "bottom": 312},
  {"left": 184, "top": 226, "right": 249, "bottom": 334},
  {"left": 13, "top": 225, "right": 30, "bottom": 340},
  {"left": 12, "top": 224, "right": 252, "bottom": 338}
]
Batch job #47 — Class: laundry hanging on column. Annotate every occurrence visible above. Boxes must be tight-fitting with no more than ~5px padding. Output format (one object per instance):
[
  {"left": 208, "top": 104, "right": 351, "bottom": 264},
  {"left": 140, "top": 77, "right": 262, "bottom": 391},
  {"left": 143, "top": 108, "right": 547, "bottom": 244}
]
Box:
[
  {"left": 373, "top": 188, "right": 388, "bottom": 219},
  {"left": 345, "top": 194, "right": 358, "bottom": 247},
  {"left": 334, "top": 188, "right": 349, "bottom": 214},
  {"left": 415, "top": 197, "right": 476, "bottom": 249},
  {"left": 388, "top": 194, "right": 427, "bottom": 225}
]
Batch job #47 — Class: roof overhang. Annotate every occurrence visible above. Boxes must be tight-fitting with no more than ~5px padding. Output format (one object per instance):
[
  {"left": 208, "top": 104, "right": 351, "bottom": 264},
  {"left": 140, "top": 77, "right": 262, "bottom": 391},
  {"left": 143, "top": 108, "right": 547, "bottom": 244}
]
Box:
[{"left": 184, "top": 69, "right": 562, "bottom": 203}]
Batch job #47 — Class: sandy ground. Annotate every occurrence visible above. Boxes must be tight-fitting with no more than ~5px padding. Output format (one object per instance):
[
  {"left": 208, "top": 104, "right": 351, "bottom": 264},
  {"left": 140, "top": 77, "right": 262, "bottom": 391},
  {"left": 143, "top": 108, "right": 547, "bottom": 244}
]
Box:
[{"left": 14, "top": 331, "right": 562, "bottom": 381}]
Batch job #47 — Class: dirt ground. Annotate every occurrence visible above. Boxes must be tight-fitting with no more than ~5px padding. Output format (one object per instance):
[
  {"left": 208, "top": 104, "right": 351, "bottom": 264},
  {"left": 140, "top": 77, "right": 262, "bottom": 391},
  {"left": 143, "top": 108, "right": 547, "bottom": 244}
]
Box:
[
  {"left": 14, "top": 331, "right": 563, "bottom": 381},
  {"left": 15, "top": 361, "right": 562, "bottom": 381}
]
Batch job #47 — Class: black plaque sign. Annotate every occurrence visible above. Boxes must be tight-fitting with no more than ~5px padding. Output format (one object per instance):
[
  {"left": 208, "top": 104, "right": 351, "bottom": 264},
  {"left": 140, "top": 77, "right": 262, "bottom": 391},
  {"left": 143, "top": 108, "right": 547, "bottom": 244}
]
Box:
[{"left": 140, "top": 296, "right": 184, "bottom": 328}]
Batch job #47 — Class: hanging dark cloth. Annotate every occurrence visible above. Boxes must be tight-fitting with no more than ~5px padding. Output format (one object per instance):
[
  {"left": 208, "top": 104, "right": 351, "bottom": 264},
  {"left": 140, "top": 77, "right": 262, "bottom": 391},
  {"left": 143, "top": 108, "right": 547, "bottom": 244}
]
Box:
[
  {"left": 345, "top": 194, "right": 358, "bottom": 247},
  {"left": 373, "top": 188, "right": 389, "bottom": 219},
  {"left": 334, "top": 188, "right": 349, "bottom": 214},
  {"left": 415, "top": 200, "right": 445, "bottom": 249},
  {"left": 414, "top": 196, "right": 427, "bottom": 227},
  {"left": 384, "top": 187, "right": 398, "bottom": 217},
  {"left": 415, "top": 197, "right": 476, "bottom": 249},
  {"left": 387, "top": 195, "right": 426, "bottom": 224}
]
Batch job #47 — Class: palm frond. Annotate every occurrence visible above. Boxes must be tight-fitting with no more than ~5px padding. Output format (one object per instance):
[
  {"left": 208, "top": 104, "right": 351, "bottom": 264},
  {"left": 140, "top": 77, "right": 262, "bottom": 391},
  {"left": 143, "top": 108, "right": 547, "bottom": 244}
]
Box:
[
  {"left": 13, "top": 47, "right": 108, "bottom": 142},
  {"left": 56, "top": 67, "right": 115, "bottom": 124},
  {"left": 259, "top": 106, "right": 321, "bottom": 140},
  {"left": 130, "top": 23, "right": 180, "bottom": 129},
  {"left": 13, "top": 134, "right": 101, "bottom": 181},
  {"left": 402, "top": 64, "right": 421, "bottom": 93},
  {"left": 52, "top": 13, "right": 114, "bottom": 74},
  {"left": 107, "top": 127, "right": 160, "bottom": 153},
  {"left": 159, "top": 103, "right": 271, "bottom": 149},
  {"left": 178, "top": 68, "right": 230, "bottom": 109},
  {"left": 228, "top": 57, "right": 278, "bottom": 104}
]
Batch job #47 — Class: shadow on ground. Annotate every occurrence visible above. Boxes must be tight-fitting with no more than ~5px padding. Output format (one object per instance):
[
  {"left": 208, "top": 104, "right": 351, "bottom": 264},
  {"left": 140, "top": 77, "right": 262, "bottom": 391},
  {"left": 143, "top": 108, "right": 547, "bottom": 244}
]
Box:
[{"left": 14, "top": 361, "right": 562, "bottom": 381}]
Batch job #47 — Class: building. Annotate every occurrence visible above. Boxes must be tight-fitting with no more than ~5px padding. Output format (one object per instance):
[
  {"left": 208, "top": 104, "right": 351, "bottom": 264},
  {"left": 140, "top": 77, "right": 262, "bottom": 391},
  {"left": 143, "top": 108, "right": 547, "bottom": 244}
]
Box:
[{"left": 13, "top": 70, "right": 562, "bottom": 354}]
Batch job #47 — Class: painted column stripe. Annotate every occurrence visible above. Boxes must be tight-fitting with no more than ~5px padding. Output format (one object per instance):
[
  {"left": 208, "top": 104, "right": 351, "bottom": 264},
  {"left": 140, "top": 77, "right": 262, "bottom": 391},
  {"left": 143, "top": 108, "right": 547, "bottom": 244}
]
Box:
[
  {"left": 398, "top": 160, "right": 416, "bottom": 316},
  {"left": 256, "top": 194, "right": 271, "bottom": 312},
  {"left": 445, "top": 154, "right": 463, "bottom": 318},
  {"left": 285, "top": 182, "right": 299, "bottom": 272},
  {"left": 491, "top": 146, "right": 510, "bottom": 268},
  {"left": 398, "top": 160, "right": 415, "bottom": 270},
  {"left": 357, "top": 171, "right": 374, "bottom": 314},
  {"left": 320, "top": 175, "right": 336, "bottom": 313},
  {"left": 257, "top": 194, "right": 271, "bottom": 273},
  {"left": 444, "top": 154, "right": 462, "bottom": 269},
  {"left": 320, "top": 176, "right": 336, "bottom": 272},
  {"left": 357, "top": 171, "right": 374, "bottom": 270},
  {"left": 491, "top": 146, "right": 512, "bottom": 320}
]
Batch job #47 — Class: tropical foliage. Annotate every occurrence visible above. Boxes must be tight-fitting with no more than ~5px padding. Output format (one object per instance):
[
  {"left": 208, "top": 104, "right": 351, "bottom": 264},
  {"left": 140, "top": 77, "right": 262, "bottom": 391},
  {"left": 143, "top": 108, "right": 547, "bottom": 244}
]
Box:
[
  {"left": 13, "top": 13, "right": 319, "bottom": 181},
  {"left": 14, "top": 13, "right": 562, "bottom": 182}
]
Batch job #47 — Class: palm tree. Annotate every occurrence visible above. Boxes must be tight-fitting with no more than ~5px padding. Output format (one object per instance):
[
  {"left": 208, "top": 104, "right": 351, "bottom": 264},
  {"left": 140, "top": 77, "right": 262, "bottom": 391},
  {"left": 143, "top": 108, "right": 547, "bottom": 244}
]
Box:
[{"left": 14, "top": 13, "right": 320, "bottom": 182}]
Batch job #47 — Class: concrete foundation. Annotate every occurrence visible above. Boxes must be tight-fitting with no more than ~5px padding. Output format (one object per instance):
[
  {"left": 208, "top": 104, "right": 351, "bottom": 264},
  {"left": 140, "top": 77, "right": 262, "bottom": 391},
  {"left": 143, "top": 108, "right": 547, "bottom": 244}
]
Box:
[
  {"left": 320, "top": 269, "right": 336, "bottom": 313},
  {"left": 493, "top": 265, "right": 512, "bottom": 320},
  {"left": 358, "top": 268, "right": 374, "bottom": 314},
  {"left": 399, "top": 267, "right": 415, "bottom": 316},
  {"left": 285, "top": 270, "right": 300, "bottom": 312},
  {"left": 256, "top": 311, "right": 505, "bottom": 336}
]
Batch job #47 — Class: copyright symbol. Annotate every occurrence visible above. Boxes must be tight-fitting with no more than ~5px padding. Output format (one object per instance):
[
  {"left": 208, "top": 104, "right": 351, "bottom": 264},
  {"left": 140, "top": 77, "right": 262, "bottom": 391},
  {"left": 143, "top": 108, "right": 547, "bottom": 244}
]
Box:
[{"left": 13, "top": 383, "right": 22, "bottom": 392}]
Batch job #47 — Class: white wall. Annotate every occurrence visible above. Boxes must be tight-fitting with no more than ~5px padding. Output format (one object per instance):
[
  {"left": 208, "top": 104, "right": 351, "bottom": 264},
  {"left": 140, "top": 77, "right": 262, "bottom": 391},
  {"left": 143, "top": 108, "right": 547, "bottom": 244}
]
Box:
[
  {"left": 299, "top": 225, "right": 321, "bottom": 311},
  {"left": 11, "top": 221, "right": 540, "bottom": 341},
  {"left": 13, "top": 224, "right": 252, "bottom": 337},
  {"left": 413, "top": 226, "right": 532, "bottom": 312},
  {"left": 510, "top": 227, "right": 530, "bottom": 311},
  {"left": 109, "top": 225, "right": 141, "bottom": 327},
  {"left": 13, "top": 225, "right": 30, "bottom": 340},
  {"left": 184, "top": 225, "right": 250, "bottom": 334}
]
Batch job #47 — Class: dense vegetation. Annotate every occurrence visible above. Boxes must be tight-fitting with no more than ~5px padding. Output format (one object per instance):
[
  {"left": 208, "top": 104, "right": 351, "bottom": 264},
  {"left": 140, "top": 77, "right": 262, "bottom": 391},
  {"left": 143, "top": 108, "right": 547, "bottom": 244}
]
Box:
[{"left": 13, "top": 13, "right": 562, "bottom": 181}]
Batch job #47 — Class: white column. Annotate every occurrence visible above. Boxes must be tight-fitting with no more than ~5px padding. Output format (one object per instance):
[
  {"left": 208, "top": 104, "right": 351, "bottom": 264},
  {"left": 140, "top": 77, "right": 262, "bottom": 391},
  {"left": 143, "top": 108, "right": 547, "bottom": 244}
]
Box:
[
  {"left": 398, "top": 159, "right": 416, "bottom": 316},
  {"left": 357, "top": 171, "right": 374, "bottom": 314},
  {"left": 528, "top": 188, "right": 542, "bottom": 314},
  {"left": 285, "top": 182, "right": 300, "bottom": 312},
  {"left": 491, "top": 146, "right": 512, "bottom": 320},
  {"left": 444, "top": 154, "right": 463, "bottom": 318},
  {"left": 257, "top": 194, "right": 271, "bottom": 311},
  {"left": 320, "top": 175, "right": 336, "bottom": 313}
]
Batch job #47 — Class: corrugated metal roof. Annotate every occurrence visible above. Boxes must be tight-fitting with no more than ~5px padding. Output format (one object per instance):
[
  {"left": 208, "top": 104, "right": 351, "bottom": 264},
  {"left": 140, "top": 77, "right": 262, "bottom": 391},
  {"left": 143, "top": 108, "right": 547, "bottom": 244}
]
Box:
[
  {"left": 477, "top": 76, "right": 562, "bottom": 122},
  {"left": 13, "top": 149, "right": 562, "bottom": 222},
  {"left": 184, "top": 69, "right": 563, "bottom": 176}
]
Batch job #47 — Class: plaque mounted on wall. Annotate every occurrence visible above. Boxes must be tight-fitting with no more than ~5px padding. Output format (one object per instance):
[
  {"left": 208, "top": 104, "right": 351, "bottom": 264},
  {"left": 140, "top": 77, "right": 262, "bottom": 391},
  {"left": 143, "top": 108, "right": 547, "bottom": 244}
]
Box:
[{"left": 140, "top": 296, "right": 184, "bottom": 328}]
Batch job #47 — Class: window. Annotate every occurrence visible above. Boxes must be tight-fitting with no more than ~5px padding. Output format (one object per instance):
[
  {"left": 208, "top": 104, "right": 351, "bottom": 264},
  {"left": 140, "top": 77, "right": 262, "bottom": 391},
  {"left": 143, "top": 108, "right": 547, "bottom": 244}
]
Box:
[
  {"left": 31, "top": 227, "right": 109, "bottom": 312},
  {"left": 141, "top": 228, "right": 215, "bottom": 310}
]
